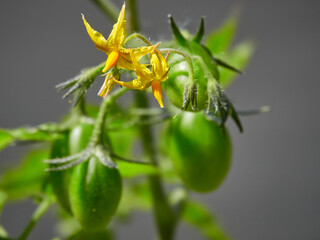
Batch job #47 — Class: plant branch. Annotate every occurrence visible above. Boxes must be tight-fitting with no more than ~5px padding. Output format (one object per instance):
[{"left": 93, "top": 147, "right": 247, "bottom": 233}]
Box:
[
  {"left": 18, "top": 197, "right": 53, "bottom": 240},
  {"left": 128, "top": 0, "right": 140, "bottom": 32},
  {"left": 124, "top": 33, "right": 152, "bottom": 46},
  {"left": 160, "top": 48, "right": 195, "bottom": 85},
  {"left": 90, "top": 87, "right": 129, "bottom": 145},
  {"left": 135, "top": 92, "right": 177, "bottom": 240}
]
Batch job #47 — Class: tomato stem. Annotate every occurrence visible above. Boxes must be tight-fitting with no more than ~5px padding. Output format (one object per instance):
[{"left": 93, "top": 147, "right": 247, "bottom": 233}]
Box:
[
  {"left": 135, "top": 91, "right": 177, "bottom": 240},
  {"left": 124, "top": 33, "right": 152, "bottom": 46},
  {"left": 18, "top": 197, "right": 53, "bottom": 240},
  {"left": 90, "top": 87, "right": 129, "bottom": 146},
  {"left": 128, "top": 0, "right": 140, "bottom": 33}
]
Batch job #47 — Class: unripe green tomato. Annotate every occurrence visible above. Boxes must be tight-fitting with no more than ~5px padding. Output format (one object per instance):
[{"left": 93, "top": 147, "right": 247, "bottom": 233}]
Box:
[
  {"left": 67, "top": 229, "right": 112, "bottom": 240},
  {"left": 69, "top": 156, "right": 122, "bottom": 231},
  {"left": 165, "top": 112, "right": 232, "bottom": 193},
  {"left": 49, "top": 133, "right": 73, "bottom": 214},
  {"left": 164, "top": 57, "right": 208, "bottom": 112},
  {"left": 164, "top": 40, "right": 219, "bottom": 112},
  {"left": 69, "top": 120, "right": 94, "bottom": 155}
]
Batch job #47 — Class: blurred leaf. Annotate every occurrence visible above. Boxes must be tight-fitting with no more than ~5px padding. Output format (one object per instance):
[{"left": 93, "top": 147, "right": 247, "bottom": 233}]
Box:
[
  {"left": 0, "top": 225, "right": 8, "bottom": 239},
  {"left": 117, "top": 180, "right": 152, "bottom": 219},
  {"left": 117, "top": 161, "right": 159, "bottom": 178},
  {"left": 182, "top": 200, "right": 230, "bottom": 240},
  {"left": 0, "top": 130, "right": 14, "bottom": 152},
  {"left": 66, "top": 229, "right": 113, "bottom": 240},
  {"left": 0, "top": 191, "right": 7, "bottom": 216},
  {"left": 9, "top": 127, "right": 61, "bottom": 142},
  {"left": 0, "top": 149, "right": 49, "bottom": 201},
  {"left": 206, "top": 14, "right": 238, "bottom": 54},
  {"left": 219, "top": 40, "right": 255, "bottom": 88}
]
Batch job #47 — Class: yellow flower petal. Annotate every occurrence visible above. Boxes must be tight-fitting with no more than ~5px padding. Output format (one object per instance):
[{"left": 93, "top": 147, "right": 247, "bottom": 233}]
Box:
[
  {"left": 151, "top": 50, "right": 169, "bottom": 81},
  {"left": 82, "top": 14, "right": 111, "bottom": 52},
  {"left": 103, "top": 50, "right": 120, "bottom": 72},
  {"left": 115, "top": 45, "right": 157, "bottom": 71},
  {"left": 151, "top": 81, "right": 164, "bottom": 108},
  {"left": 113, "top": 78, "right": 151, "bottom": 91},
  {"left": 98, "top": 73, "right": 118, "bottom": 99},
  {"left": 106, "top": 3, "right": 127, "bottom": 49},
  {"left": 129, "top": 48, "right": 153, "bottom": 78}
]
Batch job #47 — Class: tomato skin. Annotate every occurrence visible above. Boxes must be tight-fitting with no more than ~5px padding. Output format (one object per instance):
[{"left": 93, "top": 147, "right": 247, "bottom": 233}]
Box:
[
  {"left": 49, "top": 133, "right": 73, "bottom": 214},
  {"left": 69, "top": 156, "right": 122, "bottom": 231},
  {"left": 165, "top": 112, "right": 232, "bottom": 193},
  {"left": 67, "top": 229, "right": 112, "bottom": 240},
  {"left": 69, "top": 120, "right": 94, "bottom": 155}
]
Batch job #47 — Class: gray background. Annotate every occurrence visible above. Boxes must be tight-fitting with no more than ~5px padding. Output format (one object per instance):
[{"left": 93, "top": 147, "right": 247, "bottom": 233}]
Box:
[{"left": 0, "top": 0, "right": 319, "bottom": 239}]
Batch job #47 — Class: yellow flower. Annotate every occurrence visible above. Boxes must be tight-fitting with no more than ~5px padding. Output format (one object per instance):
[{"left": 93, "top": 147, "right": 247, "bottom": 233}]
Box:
[
  {"left": 113, "top": 49, "right": 170, "bottom": 108},
  {"left": 82, "top": 3, "right": 155, "bottom": 72},
  {"left": 97, "top": 73, "right": 119, "bottom": 99}
]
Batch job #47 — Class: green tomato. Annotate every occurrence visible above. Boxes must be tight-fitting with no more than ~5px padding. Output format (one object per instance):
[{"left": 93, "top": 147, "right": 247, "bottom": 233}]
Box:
[
  {"left": 164, "top": 41, "right": 219, "bottom": 112},
  {"left": 69, "top": 120, "right": 94, "bottom": 155},
  {"left": 165, "top": 57, "right": 208, "bottom": 112},
  {"left": 165, "top": 112, "right": 232, "bottom": 193},
  {"left": 68, "top": 119, "right": 122, "bottom": 231},
  {"left": 69, "top": 156, "right": 122, "bottom": 231},
  {"left": 49, "top": 133, "right": 73, "bottom": 214},
  {"left": 67, "top": 229, "right": 112, "bottom": 240}
]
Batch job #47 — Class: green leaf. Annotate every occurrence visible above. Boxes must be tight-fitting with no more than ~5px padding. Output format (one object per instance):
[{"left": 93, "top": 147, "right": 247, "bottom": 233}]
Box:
[
  {"left": 169, "top": 15, "right": 187, "bottom": 46},
  {"left": 116, "top": 180, "right": 152, "bottom": 219},
  {"left": 182, "top": 200, "right": 230, "bottom": 240},
  {"left": 0, "top": 130, "right": 14, "bottom": 152},
  {"left": 206, "top": 14, "right": 238, "bottom": 54},
  {"left": 9, "top": 127, "right": 61, "bottom": 142},
  {"left": 0, "top": 149, "right": 49, "bottom": 201},
  {"left": 193, "top": 18, "right": 205, "bottom": 43},
  {"left": 219, "top": 40, "right": 255, "bottom": 88},
  {"left": 0, "top": 191, "right": 7, "bottom": 216},
  {"left": 117, "top": 161, "right": 159, "bottom": 178},
  {"left": 0, "top": 225, "right": 8, "bottom": 239}
]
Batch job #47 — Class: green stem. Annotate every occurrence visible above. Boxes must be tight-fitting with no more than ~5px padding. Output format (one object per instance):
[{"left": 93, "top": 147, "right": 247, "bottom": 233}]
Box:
[
  {"left": 124, "top": 33, "right": 152, "bottom": 46},
  {"left": 160, "top": 48, "right": 195, "bottom": 85},
  {"left": 18, "top": 197, "right": 53, "bottom": 240},
  {"left": 128, "top": 0, "right": 140, "bottom": 32},
  {"left": 90, "top": 87, "right": 129, "bottom": 146},
  {"left": 90, "top": 0, "right": 119, "bottom": 23},
  {"left": 135, "top": 92, "right": 176, "bottom": 240}
]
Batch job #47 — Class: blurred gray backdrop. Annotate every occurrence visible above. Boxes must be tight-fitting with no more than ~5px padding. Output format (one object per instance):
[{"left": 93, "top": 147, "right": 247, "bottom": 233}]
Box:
[{"left": 0, "top": 0, "right": 319, "bottom": 239}]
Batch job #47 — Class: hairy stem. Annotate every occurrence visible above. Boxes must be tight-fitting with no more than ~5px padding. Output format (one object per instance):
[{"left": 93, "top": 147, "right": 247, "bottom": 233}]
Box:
[
  {"left": 160, "top": 48, "right": 195, "bottom": 85},
  {"left": 90, "top": 87, "right": 129, "bottom": 145},
  {"left": 124, "top": 33, "right": 152, "bottom": 46}
]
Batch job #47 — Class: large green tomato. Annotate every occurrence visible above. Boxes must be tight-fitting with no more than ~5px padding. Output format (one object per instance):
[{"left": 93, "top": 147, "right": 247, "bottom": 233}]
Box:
[{"left": 165, "top": 112, "right": 232, "bottom": 193}]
